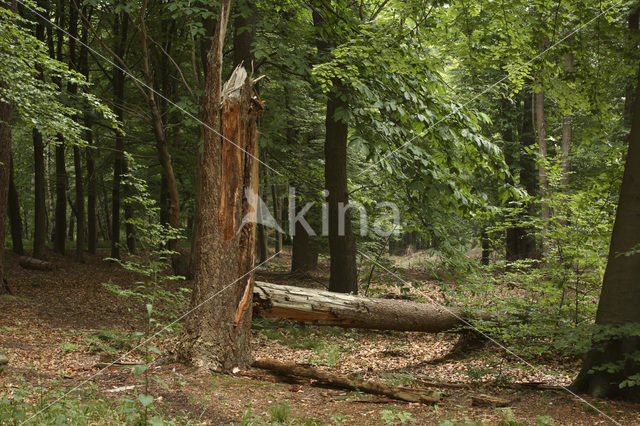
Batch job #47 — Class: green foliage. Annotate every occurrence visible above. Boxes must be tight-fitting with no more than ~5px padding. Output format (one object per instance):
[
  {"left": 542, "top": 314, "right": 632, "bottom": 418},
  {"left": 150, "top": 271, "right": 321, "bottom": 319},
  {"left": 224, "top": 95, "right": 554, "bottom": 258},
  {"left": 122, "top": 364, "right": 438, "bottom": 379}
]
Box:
[
  {"left": 269, "top": 401, "right": 290, "bottom": 424},
  {"left": 380, "top": 407, "right": 416, "bottom": 424},
  {"left": 0, "top": 4, "right": 116, "bottom": 143},
  {"left": 0, "top": 378, "right": 187, "bottom": 425}
]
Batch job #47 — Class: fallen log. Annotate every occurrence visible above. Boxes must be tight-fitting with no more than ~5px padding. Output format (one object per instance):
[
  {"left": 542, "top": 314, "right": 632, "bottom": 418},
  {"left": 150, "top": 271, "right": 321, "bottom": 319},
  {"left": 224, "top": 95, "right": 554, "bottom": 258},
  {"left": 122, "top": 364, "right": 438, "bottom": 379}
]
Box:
[
  {"left": 253, "top": 281, "right": 470, "bottom": 333},
  {"left": 253, "top": 359, "right": 441, "bottom": 404},
  {"left": 19, "top": 256, "right": 53, "bottom": 271}
]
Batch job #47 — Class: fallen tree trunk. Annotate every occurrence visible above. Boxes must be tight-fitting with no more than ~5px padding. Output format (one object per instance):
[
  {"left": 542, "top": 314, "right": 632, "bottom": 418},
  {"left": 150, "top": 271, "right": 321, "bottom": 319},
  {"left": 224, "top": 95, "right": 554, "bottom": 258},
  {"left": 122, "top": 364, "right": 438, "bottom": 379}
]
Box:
[
  {"left": 19, "top": 256, "right": 53, "bottom": 271},
  {"left": 253, "top": 281, "right": 469, "bottom": 333},
  {"left": 253, "top": 359, "right": 441, "bottom": 404}
]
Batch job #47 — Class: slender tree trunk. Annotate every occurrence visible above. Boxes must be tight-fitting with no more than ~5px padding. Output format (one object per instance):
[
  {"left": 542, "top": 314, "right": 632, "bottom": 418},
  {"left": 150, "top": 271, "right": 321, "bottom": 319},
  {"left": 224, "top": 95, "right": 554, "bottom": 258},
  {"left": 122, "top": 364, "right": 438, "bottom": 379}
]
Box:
[
  {"left": 325, "top": 90, "right": 358, "bottom": 293},
  {"left": 67, "top": 199, "right": 75, "bottom": 241},
  {"left": 506, "top": 91, "right": 538, "bottom": 260},
  {"left": 110, "top": 8, "right": 128, "bottom": 259},
  {"left": 572, "top": 71, "right": 640, "bottom": 402},
  {"left": 271, "top": 184, "right": 282, "bottom": 255},
  {"left": 291, "top": 218, "right": 318, "bottom": 274},
  {"left": 32, "top": 5, "right": 47, "bottom": 259},
  {"left": 0, "top": 65, "right": 12, "bottom": 292},
  {"left": 85, "top": 121, "right": 96, "bottom": 254},
  {"left": 561, "top": 53, "right": 573, "bottom": 188},
  {"left": 8, "top": 154, "right": 24, "bottom": 255},
  {"left": 68, "top": 0, "right": 84, "bottom": 262},
  {"left": 534, "top": 81, "right": 549, "bottom": 229},
  {"left": 257, "top": 224, "right": 267, "bottom": 263},
  {"left": 123, "top": 160, "right": 135, "bottom": 254},
  {"left": 233, "top": 0, "right": 255, "bottom": 68},
  {"left": 33, "top": 128, "right": 47, "bottom": 259},
  {"left": 100, "top": 173, "right": 111, "bottom": 243},
  {"left": 52, "top": 0, "right": 66, "bottom": 254},
  {"left": 138, "top": 0, "right": 180, "bottom": 254},
  {"left": 313, "top": 10, "right": 358, "bottom": 294},
  {"left": 180, "top": 0, "right": 265, "bottom": 371},
  {"left": 77, "top": 6, "right": 96, "bottom": 255}
]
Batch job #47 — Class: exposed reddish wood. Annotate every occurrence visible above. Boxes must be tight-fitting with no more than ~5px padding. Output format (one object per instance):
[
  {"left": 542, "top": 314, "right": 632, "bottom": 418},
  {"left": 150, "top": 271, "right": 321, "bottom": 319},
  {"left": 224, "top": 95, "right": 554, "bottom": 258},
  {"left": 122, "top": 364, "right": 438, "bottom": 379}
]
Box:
[{"left": 253, "top": 359, "right": 441, "bottom": 404}]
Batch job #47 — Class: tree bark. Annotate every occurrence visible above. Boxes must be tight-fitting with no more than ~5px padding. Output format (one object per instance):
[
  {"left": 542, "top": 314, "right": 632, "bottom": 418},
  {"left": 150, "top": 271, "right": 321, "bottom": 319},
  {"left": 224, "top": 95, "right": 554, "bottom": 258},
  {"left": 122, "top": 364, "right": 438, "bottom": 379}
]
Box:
[
  {"left": 77, "top": 5, "right": 96, "bottom": 255},
  {"left": 325, "top": 90, "right": 358, "bottom": 294},
  {"left": 572, "top": 71, "right": 640, "bottom": 401},
  {"left": 291, "top": 219, "right": 318, "bottom": 274},
  {"left": 138, "top": 0, "right": 180, "bottom": 255},
  {"left": 253, "top": 359, "right": 441, "bottom": 404},
  {"left": 8, "top": 154, "right": 24, "bottom": 255},
  {"left": 257, "top": 223, "right": 267, "bottom": 264},
  {"left": 0, "top": 92, "right": 12, "bottom": 293},
  {"left": 232, "top": 0, "right": 255, "bottom": 69},
  {"left": 561, "top": 52, "right": 573, "bottom": 188},
  {"left": 53, "top": 0, "right": 66, "bottom": 255},
  {"left": 123, "top": 160, "right": 135, "bottom": 253},
  {"left": 271, "top": 184, "right": 282, "bottom": 255},
  {"left": 505, "top": 91, "right": 538, "bottom": 260},
  {"left": 534, "top": 80, "right": 549, "bottom": 236},
  {"left": 32, "top": 5, "right": 47, "bottom": 260},
  {"left": 180, "top": 0, "right": 264, "bottom": 370},
  {"left": 253, "top": 281, "right": 467, "bottom": 332},
  {"left": 110, "top": 7, "right": 128, "bottom": 260},
  {"left": 313, "top": 9, "right": 358, "bottom": 294},
  {"left": 19, "top": 256, "right": 53, "bottom": 271},
  {"left": 68, "top": 0, "right": 84, "bottom": 262}
]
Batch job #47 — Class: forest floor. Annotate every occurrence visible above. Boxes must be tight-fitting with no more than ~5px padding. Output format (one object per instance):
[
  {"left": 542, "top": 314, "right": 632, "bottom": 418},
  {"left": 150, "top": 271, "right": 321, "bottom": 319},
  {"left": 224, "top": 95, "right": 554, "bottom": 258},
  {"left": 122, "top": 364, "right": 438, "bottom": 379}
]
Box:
[{"left": 1, "top": 249, "right": 639, "bottom": 425}]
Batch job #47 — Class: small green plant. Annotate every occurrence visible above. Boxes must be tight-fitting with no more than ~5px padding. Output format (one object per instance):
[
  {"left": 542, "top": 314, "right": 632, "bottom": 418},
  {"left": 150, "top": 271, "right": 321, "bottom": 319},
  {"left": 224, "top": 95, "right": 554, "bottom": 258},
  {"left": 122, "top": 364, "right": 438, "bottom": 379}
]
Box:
[
  {"left": 86, "top": 328, "right": 140, "bottom": 354},
  {"left": 269, "top": 401, "right": 291, "bottom": 424},
  {"left": 102, "top": 153, "right": 183, "bottom": 424},
  {"left": 535, "top": 415, "right": 555, "bottom": 425},
  {"left": 496, "top": 408, "right": 525, "bottom": 426},
  {"left": 58, "top": 342, "right": 80, "bottom": 353},
  {"left": 330, "top": 412, "right": 348, "bottom": 424},
  {"left": 380, "top": 407, "right": 416, "bottom": 424}
]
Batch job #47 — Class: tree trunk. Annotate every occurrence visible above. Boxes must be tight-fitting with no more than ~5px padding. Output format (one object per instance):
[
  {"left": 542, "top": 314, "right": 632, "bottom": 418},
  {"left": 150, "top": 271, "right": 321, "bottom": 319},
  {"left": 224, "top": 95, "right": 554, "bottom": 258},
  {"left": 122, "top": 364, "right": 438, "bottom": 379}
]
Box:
[
  {"left": 19, "top": 256, "right": 53, "bottom": 271},
  {"left": 0, "top": 91, "right": 12, "bottom": 293},
  {"left": 85, "top": 121, "right": 96, "bottom": 254},
  {"left": 138, "top": 0, "right": 180, "bottom": 255},
  {"left": 68, "top": 1, "right": 84, "bottom": 262},
  {"left": 325, "top": 90, "right": 358, "bottom": 294},
  {"left": 313, "top": 9, "right": 358, "bottom": 294},
  {"left": 32, "top": 7, "right": 47, "bottom": 260},
  {"left": 232, "top": 0, "right": 255, "bottom": 69},
  {"left": 8, "top": 154, "right": 24, "bottom": 255},
  {"left": 110, "top": 7, "right": 128, "bottom": 260},
  {"left": 123, "top": 160, "right": 135, "bottom": 253},
  {"left": 180, "top": 0, "right": 264, "bottom": 370},
  {"left": 257, "top": 223, "right": 267, "bottom": 264},
  {"left": 534, "top": 79, "right": 548, "bottom": 255},
  {"left": 53, "top": 0, "right": 66, "bottom": 255},
  {"left": 572, "top": 72, "right": 640, "bottom": 402},
  {"left": 253, "top": 359, "right": 441, "bottom": 404},
  {"left": 253, "top": 281, "right": 467, "bottom": 333},
  {"left": 561, "top": 52, "right": 573, "bottom": 188},
  {"left": 271, "top": 184, "right": 282, "bottom": 255},
  {"left": 78, "top": 6, "right": 96, "bottom": 255},
  {"left": 506, "top": 91, "right": 538, "bottom": 260},
  {"left": 291, "top": 219, "right": 318, "bottom": 274}
]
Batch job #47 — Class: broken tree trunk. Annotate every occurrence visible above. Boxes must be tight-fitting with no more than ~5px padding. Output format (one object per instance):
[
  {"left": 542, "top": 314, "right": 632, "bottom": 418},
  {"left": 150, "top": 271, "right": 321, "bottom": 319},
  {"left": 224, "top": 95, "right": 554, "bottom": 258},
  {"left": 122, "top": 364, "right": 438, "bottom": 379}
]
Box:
[
  {"left": 253, "top": 359, "right": 441, "bottom": 403},
  {"left": 19, "top": 256, "right": 53, "bottom": 271},
  {"left": 253, "top": 281, "right": 469, "bottom": 333}
]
